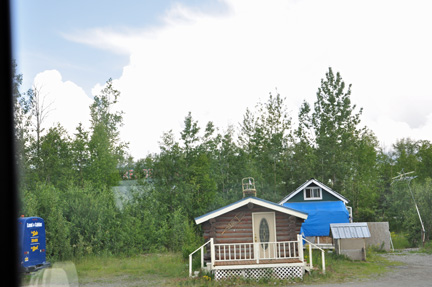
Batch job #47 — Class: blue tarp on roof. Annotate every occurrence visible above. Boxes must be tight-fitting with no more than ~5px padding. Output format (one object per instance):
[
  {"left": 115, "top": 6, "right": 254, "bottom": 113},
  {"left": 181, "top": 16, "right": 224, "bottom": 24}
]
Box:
[{"left": 283, "top": 201, "right": 349, "bottom": 237}]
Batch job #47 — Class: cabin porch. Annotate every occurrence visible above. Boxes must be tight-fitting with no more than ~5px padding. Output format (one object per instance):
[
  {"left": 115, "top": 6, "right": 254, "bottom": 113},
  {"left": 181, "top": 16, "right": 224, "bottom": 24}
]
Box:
[{"left": 189, "top": 235, "right": 313, "bottom": 280}]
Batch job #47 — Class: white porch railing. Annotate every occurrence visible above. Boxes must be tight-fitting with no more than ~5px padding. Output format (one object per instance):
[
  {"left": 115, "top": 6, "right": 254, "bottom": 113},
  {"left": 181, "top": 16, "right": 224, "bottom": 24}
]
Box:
[
  {"left": 303, "top": 236, "right": 326, "bottom": 274},
  {"left": 214, "top": 240, "right": 301, "bottom": 263},
  {"left": 188, "top": 239, "right": 213, "bottom": 277}
]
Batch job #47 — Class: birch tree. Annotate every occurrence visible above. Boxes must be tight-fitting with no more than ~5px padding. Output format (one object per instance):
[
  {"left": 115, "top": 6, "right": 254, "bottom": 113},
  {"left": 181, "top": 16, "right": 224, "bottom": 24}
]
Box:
[{"left": 27, "top": 85, "right": 54, "bottom": 156}]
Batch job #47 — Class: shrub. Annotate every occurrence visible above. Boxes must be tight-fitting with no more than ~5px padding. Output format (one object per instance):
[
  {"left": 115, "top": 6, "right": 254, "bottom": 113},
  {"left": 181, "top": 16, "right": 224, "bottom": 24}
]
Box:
[{"left": 391, "top": 232, "right": 410, "bottom": 249}]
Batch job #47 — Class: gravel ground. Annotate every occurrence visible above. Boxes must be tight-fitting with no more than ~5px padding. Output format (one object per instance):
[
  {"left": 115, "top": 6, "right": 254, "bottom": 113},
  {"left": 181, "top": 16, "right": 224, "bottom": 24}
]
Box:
[{"left": 317, "top": 249, "right": 432, "bottom": 287}]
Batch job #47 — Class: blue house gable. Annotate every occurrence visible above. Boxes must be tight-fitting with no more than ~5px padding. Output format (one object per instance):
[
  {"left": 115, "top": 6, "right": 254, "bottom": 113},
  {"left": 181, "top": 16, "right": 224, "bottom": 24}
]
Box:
[
  {"left": 278, "top": 179, "right": 351, "bottom": 240},
  {"left": 279, "top": 178, "right": 349, "bottom": 204}
]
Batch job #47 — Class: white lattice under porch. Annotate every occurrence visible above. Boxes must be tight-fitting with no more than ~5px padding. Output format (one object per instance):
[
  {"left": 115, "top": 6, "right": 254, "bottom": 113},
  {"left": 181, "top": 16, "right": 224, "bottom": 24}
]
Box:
[{"left": 214, "top": 265, "right": 303, "bottom": 280}]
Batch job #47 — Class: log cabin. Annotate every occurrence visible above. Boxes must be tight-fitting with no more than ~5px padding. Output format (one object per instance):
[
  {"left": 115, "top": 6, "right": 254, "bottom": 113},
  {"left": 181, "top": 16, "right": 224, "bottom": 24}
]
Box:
[{"left": 190, "top": 178, "right": 310, "bottom": 280}]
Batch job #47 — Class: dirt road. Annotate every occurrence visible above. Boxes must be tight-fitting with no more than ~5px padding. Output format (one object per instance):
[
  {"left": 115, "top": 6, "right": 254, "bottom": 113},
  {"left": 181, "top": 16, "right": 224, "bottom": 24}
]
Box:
[{"left": 317, "top": 250, "right": 432, "bottom": 287}]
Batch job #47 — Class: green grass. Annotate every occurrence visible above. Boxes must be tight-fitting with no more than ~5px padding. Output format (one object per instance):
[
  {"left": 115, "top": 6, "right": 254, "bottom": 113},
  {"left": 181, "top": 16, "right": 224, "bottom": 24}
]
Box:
[
  {"left": 21, "top": 250, "right": 402, "bottom": 286},
  {"left": 302, "top": 249, "right": 402, "bottom": 284},
  {"left": 75, "top": 253, "right": 188, "bottom": 285}
]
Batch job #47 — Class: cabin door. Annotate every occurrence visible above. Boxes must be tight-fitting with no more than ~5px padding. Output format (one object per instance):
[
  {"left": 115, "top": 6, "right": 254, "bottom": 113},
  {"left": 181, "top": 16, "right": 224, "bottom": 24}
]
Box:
[{"left": 252, "top": 212, "right": 276, "bottom": 259}]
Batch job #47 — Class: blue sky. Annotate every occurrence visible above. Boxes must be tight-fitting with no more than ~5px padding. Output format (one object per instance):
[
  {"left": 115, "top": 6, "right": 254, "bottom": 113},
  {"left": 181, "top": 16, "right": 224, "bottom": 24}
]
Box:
[
  {"left": 12, "top": 0, "right": 227, "bottom": 93},
  {"left": 11, "top": 0, "right": 432, "bottom": 159}
]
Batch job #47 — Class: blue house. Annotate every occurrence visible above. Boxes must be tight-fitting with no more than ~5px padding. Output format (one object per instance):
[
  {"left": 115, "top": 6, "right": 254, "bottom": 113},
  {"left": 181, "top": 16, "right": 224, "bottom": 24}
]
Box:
[{"left": 279, "top": 179, "right": 352, "bottom": 247}]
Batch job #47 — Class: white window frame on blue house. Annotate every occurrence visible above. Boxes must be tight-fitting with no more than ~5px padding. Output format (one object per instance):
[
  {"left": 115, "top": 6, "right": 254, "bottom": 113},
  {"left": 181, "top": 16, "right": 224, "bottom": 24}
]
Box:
[{"left": 304, "top": 187, "right": 322, "bottom": 200}]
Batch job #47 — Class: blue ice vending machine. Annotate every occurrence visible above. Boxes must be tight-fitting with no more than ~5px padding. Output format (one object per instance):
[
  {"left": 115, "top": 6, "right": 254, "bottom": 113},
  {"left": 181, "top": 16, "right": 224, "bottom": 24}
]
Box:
[{"left": 18, "top": 216, "right": 50, "bottom": 272}]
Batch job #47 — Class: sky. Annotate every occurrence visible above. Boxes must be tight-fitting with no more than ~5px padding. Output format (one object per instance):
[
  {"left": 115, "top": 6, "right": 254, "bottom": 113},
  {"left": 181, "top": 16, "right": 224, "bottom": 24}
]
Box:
[{"left": 11, "top": 0, "right": 432, "bottom": 159}]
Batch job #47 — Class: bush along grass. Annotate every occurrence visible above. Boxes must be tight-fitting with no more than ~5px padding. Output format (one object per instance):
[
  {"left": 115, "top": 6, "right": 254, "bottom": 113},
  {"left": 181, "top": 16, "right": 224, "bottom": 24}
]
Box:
[
  {"left": 391, "top": 232, "right": 411, "bottom": 249},
  {"left": 419, "top": 241, "right": 432, "bottom": 254}
]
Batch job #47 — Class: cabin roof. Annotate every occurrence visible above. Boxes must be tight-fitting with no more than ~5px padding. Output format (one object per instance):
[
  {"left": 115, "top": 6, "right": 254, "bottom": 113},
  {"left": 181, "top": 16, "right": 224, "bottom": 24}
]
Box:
[
  {"left": 278, "top": 178, "right": 349, "bottom": 204},
  {"left": 194, "top": 196, "right": 308, "bottom": 225},
  {"left": 330, "top": 222, "right": 371, "bottom": 239}
]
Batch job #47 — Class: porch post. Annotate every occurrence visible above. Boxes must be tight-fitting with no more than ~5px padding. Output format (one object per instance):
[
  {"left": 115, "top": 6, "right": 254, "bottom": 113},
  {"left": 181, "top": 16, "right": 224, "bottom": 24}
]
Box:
[
  {"left": 255, "top": 242, "right": 260, "bottom": 264},
  {"left": 189, "top": 254, "right": 192, "bottom": 277},
  {"left": 201, "top": 246, "right": 204, "bottom": 269},
  {"left": 322, "top": 249, "right": 326, "bottom": 274},
  {"left": 297, "top": 234, "right": 304, "bottom": 262},
  {"left": 309, "top": 243, "right": 313, "bottom": 269},
  {"left": 210, "top": 238, "right": 215, "bottom": 266}
]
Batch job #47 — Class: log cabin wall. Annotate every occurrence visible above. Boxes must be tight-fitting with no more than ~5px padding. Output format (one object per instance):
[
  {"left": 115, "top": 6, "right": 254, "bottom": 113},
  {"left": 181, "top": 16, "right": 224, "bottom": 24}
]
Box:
[{"left": 202, "top": 204, "right": 304, "bottom": 244}]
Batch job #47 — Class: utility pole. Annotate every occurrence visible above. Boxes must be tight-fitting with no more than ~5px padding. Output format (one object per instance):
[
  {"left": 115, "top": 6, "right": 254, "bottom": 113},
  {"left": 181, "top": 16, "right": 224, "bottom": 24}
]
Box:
[{"left": 392, "top": 170, "right": 425, "bottom": 246}]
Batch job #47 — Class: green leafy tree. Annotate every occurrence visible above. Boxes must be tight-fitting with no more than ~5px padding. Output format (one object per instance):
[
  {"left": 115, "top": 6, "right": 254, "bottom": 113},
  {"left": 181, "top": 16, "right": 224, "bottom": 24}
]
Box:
[
  {"left": 239, "top": 92, "right": 292, "bottom": 199},
  {"left": 87, "top": 78, "right": 127, "bottom": 189},
  {"left": 36, "top": 125, "right": 73, "bottom": 189},
  {"left": 311, "top": 67, "right": 363, "bottom": 190},
  {"left": 295, "top": 68, "right": 380, "bottom": 220},
  {"left": 179, "top": 113, "right": 217, "bottom": 216},
  {"left": 216, "top": 126, "right": 243, "bottom": 195},
  {"left": 71, "top": 123, "right": 90, "bottom": 186},
  {"left": 288, "top": 100, "right": 317, "bottom": 190},
  {"left": 257, "top": 92, "right": 292, "bottom": 190},
  {"left": 417, "top": 140, "right": 432, "bottom": 180},
  {"left": 348, "top": 130, "right": 380, "bottom": 221},
  {"left": 151, "top": 113, "right": 219, "bottom": 247},
  {"left": 181, "top": 112, "right": 200, "bottom": 157},
  {"left": 392, "top": 138, "right": 420, "bottom": 174}
]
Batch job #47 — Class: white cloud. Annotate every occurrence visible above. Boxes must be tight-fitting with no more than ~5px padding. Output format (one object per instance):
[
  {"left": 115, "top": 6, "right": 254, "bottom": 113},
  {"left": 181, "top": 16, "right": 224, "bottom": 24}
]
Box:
[
  {"left": 367, "top": 113, "right": 432, "bottom": 149},
  {"left": 63, "top": 27, "right": 154, "bottom": 55},
  {"left": 60, "top": 0, "right": 432, "bottom": 158},
  {"left": 33, "top": 70, "right": 92, "bottom": 136}
]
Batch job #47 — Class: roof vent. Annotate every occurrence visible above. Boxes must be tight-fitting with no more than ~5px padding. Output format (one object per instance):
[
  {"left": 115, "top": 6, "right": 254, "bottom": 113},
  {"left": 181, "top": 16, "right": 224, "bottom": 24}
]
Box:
[{"left": 242, "top": 177, "right": 256, "bottom": 198}]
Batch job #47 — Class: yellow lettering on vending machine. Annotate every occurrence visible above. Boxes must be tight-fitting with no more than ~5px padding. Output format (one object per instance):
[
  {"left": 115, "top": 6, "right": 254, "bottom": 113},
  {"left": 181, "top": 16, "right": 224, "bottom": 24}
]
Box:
[
  {"left": 31, "top": 230, "right": 38, "bottom": 237},
  {"left": 31, "top": 245, "right": 39, "bottom": 252}
]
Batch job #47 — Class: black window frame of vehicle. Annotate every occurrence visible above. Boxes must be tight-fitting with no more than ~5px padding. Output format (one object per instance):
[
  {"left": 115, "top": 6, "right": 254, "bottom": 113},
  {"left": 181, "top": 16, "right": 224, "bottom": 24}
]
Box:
[{"left": 2, "top": 0, "right": 20, "bottom": 286}]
